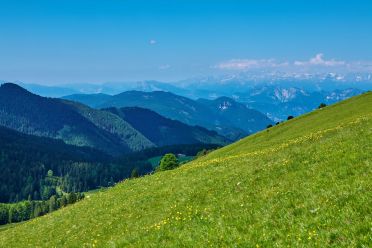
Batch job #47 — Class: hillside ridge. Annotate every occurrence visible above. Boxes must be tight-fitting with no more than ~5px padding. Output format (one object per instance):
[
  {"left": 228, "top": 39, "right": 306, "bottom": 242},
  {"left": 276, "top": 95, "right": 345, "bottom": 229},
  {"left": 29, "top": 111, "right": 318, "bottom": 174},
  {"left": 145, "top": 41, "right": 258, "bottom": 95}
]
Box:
[
  {"left": 0, "top": 83, "right": 154, "bottom": 155},
  {"left": 104, "top": 106, "right": 229, "bottom": 146}
]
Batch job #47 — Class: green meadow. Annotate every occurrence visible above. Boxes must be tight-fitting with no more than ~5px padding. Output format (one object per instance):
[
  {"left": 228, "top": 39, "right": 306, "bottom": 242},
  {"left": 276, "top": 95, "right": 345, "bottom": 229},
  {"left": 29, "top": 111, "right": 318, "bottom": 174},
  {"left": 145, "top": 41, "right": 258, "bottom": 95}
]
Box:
[{"left": 0, "top": 92, "right": 371, "bottom": 247}]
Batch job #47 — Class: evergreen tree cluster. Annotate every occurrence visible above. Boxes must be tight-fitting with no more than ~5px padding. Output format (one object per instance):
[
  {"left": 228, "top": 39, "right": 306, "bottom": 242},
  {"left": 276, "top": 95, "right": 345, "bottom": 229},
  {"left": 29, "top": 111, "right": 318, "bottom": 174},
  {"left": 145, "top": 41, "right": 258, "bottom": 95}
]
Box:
[
  {"left": 0, "top": 125, "right": 152, "bottom": 203},
  {"left": 0, "top": 192, "right": 84, "bottom": 225}
]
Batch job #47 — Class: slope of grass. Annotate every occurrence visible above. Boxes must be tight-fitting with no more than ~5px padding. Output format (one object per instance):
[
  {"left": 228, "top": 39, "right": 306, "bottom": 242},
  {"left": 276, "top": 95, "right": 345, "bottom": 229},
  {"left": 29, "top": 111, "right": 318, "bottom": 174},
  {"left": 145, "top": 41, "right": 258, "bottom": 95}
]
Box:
[
  {"left": 0, "top": 92, "right": 371, "bottom": 247},
  {"left": 0, "top": 222, "right": 25, "bottom": 233}
]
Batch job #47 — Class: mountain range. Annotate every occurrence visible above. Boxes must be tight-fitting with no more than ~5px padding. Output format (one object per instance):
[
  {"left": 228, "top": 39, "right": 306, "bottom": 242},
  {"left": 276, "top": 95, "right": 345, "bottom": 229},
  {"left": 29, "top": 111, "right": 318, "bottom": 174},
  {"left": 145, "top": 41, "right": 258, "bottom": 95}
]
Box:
[
  {"left": 233, "top": 86, "right": 364, "bottom": 121},
  {"left": 0, "top": 83, "right": 154, "bottom": 155},
  {"left": 6, "top": 72, "right": 371, "bottom": 97},
  {"left": 64, "top": 91, "right": 273, "bottom": 139},
  {"left": 9, "top": 73, "right": 369, "bottom": 122},
  {"left": 0, "top": 83, "right": 229, "bottom": 155}
]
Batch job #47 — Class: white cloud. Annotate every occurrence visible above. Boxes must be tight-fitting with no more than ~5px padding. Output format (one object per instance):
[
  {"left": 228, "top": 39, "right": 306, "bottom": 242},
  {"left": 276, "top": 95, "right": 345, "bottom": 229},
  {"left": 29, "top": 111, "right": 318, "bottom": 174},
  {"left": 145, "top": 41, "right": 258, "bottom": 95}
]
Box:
[
  {"left": 214, "top": 54, "right": 372, "bottom": 73},
  {"left": 214, "top": 59, "right": 288, "bottom": 70},
  {"left": 294, "top": 53, "right": 345, "bottom": 67},
  {"left": 149, "top": 39, "right": 157, "bottom": 45}
]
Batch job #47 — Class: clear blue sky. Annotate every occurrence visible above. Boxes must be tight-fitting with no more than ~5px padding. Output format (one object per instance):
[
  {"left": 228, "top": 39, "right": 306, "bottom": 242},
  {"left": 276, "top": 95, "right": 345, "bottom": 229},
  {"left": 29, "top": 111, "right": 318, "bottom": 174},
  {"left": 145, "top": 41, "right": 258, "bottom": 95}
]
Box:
[{"left": 1, "top": 0, "right": 371, "bottom": 84}]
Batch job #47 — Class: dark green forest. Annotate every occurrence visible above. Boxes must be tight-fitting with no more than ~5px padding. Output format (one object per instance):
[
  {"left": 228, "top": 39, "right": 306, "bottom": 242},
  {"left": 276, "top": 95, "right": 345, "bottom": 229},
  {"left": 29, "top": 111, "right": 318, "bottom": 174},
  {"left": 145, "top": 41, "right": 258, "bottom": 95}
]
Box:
[
  {"left": 0, "top": 124, "right": 218, "bottom": 205},
  {"left": 0, "top": 125, "right": 153, "bottom": 203},
  {"left": 105, "top": 107, "right": 228, "bottom": 146}
]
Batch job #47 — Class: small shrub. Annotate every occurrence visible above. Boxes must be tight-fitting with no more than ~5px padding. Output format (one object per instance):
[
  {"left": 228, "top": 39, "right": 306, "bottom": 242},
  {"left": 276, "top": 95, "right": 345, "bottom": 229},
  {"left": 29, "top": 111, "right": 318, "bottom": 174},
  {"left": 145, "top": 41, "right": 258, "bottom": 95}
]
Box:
[
  {"left": 318, "top": 103, "right": 327, "bottom": 109},
  {"left": 158, "top": 153, "right": 179, "bottom": 171}
]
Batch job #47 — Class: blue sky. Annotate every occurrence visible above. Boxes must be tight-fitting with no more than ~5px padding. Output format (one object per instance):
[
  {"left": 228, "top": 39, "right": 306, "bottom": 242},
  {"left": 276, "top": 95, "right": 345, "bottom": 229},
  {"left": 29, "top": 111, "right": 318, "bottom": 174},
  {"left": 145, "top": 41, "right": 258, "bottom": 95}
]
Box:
[{"left": 0, "top": 0, "right": 372, "bottom": 84}]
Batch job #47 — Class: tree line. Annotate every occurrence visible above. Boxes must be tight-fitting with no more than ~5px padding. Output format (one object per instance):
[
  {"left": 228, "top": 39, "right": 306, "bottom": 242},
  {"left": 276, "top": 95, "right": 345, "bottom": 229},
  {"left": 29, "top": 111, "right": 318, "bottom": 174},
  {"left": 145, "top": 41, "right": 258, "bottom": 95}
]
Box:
[{"left": 0, "top": 192, "right": 84, "bottom": 225}]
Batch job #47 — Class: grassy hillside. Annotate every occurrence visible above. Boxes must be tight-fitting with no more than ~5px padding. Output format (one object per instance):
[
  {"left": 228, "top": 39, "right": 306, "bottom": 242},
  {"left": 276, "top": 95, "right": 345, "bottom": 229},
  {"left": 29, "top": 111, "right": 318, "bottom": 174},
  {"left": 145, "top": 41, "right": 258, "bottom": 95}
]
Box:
[{"left": 0, "top": 92, "right": 371, "bottom": 247}]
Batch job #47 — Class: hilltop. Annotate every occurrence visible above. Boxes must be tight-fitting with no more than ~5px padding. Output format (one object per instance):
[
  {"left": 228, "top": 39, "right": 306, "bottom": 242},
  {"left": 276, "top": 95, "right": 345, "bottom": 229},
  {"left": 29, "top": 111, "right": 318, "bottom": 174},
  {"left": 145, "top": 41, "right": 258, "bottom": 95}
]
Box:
[{"left": 0, "top": 92, "right": 371, "bottom": 247}]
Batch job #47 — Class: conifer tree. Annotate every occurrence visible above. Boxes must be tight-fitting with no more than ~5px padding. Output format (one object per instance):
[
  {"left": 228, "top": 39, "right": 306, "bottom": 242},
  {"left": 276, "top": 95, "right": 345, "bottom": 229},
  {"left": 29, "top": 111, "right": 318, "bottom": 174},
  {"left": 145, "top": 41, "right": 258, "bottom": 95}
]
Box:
[{"left": 49, "top": 195, "right": 57, "bottom": 213}]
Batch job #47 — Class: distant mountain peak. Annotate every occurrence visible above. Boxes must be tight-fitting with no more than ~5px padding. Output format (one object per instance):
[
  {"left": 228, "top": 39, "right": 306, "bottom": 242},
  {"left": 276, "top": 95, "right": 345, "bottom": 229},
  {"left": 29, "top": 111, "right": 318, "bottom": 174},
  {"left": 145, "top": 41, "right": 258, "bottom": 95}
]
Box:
[
  {"left": 219, "top": 101, "right": 232, "bottom": 110},
  {"left": 0, "top": 82, "right": 32, "bottom": 95},
  {"left": 214, "top": 96, "right": 234, "bottom": 102},
  {"left": 116, "top": 90, "right": 175, "bottom": 97}
]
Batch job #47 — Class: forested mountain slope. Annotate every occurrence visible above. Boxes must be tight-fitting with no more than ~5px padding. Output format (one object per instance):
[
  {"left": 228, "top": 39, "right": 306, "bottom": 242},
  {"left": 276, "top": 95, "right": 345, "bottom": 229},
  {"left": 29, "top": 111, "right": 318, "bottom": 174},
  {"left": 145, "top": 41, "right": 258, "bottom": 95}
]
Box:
[
  {"left": 105, "top": 107, "right": 229, "bottom": 146},
  {"left": 0, "top": 83, "right": 154, "bottom": 155},
  {"left": 0, "top": 92, "right": 371, "bottom": 247},
  {"left": 0, "top": 125, "right": 157, "bottom": 203},
  {"left": 0, "top": 125, "right": 115, "bottom": 202}
]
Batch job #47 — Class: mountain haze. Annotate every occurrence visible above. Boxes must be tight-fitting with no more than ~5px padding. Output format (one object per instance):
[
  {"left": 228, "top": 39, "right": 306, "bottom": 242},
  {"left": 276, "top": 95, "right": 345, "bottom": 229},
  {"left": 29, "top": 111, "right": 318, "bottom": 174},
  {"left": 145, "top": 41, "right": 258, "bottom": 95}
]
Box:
[
  {"left": 234, "top": 85, "right": 364, "bottom": 121},
  {"left": 197, "top": 96, "right": 273, "bottom": 134},
  {"left": 64, "top": 90, "right": 273, "bottom": 139}
]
